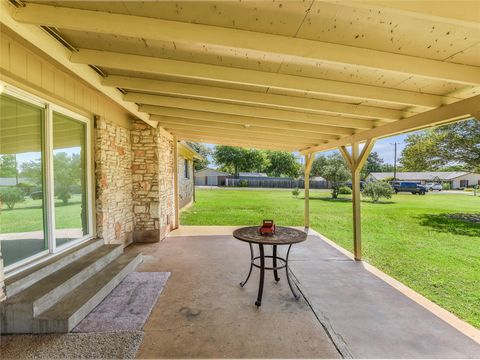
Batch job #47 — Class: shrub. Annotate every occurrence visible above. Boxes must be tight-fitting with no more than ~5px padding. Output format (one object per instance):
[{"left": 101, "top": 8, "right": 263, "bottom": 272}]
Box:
[
  {"left": 56, "top": 184, "right": 72, "bottom": 204},
  {"left": 338, "top": 186, "right": 352, "bottom": 195},
  {"left": 0, "top": 187, "right": 25, "bottom": 210},
  {"left": 16, "top": 182, "right": 35, "bottom": 196},
  {"left": 442, "top": 183, "right": 451, "bottom": 190},
  {"left": 292, "top": 188, "right": 300, "bottom": 198},
  {"left": 362, "top": 181, "right": 394, "bottom": 203},
  {"left": 237, "top": 179, "right": 249, "bottom": 187}
]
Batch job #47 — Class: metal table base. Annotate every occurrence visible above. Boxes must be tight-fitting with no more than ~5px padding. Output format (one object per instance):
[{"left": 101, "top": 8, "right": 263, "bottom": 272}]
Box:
[{"left": 240, "top": 243, "right": 299, "bottom": 306}]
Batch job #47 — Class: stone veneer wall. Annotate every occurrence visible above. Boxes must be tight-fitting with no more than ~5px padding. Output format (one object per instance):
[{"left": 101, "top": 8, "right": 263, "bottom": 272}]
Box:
[
  {"left": 131, "top": 120, "right": 176, "bottom": 242},
  {"left": 158, "top": 130, "right": 176, "bottom": 239},
  {"left": 178, "top": 157, "right": 194, "bottom": 209},
  {"left": 95, "top": 117, "right": 134, "bottom": 245}
]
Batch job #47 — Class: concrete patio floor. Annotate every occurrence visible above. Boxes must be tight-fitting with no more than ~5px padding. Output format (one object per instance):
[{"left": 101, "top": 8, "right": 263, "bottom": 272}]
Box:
[
  {"left": 128, "top": 232, "right": 341, "bottom": 359},
  {"left": 128, "top": 226, "right": 480, "bottom": 359}
]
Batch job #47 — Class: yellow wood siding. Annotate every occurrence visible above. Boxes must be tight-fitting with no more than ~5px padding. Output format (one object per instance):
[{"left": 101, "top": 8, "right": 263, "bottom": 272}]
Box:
[{"left": 0, "top": 26, "right": 131, "bottom": 128}]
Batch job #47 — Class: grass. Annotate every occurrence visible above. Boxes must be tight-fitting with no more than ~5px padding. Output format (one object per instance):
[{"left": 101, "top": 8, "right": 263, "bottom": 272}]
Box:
[
  {"left": 0, "top": 195, "right": 83, "bottom": 233},
  {"left": 181, "top": 188, "right": 480, "bottom": 328}
]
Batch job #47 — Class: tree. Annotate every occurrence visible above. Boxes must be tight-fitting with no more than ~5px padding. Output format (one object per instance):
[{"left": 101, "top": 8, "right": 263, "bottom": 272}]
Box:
[
  {"left": 53, "top": 152, "right": 82, "bottom": 204},
  {"left": 400, "top": 132, "right": 440, "bottom": 171},
  {"left": 400, "top": 119, "right": 480, "bottom": 172},
  {"left": 314, "top": 153, "right": 350, "bottom": 199},
  {"left": 0, "top": 187, "right": 25, "bottom": 210},
  {"left": 361, "top": 151, "right": 384, "bottom": 178},
  {"left": 186, "top": 142, "right": 211, "bottom": 170},
  {"left": 264, "top": 151, "right": 301, "bottom": 178},
  {"left": 310, "top": 156, "right": 329, "bottom": 177},
  {"left": 362, "top": 181, "right": 394, "bottom": 203},
  {"left": 213, "top": 146, "right": 266, "bottom": 177},
  {"left": 20, "top": 159, "right": 42, "bottom": 185},
  {"left": 0, "top": 155, "right": 17, "bottom": 178}
]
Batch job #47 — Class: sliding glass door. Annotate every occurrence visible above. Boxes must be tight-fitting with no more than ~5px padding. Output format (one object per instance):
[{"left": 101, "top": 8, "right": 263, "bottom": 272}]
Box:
[
  {"left": 53, "top": 112, "right": 88, "bottom": 247},
  {"left": 0, "top": 94, "right": 47, "bottom": 267},
  {"left": 0, "top": 84, "right": 92, "bottom": 270}
]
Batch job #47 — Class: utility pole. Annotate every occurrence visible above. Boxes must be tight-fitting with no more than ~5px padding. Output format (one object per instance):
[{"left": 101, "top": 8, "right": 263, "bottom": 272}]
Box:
[{"left": 393, "top": 142, "right": 397, "bottom": 180}]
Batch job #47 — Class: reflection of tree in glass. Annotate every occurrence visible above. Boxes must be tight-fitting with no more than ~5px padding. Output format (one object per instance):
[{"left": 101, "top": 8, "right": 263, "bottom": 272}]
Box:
[
  {"left": 20, "top": 159, "right": 42, "bottom": 186},
  {"left": 19, "top": 152, "right": 81, "bottom": 204},
  {"left": 54, "top": 152, "right": 82, "bottom": 204},
  {"left": 0, "top": 155, "right": 17, "bottom": 178}
]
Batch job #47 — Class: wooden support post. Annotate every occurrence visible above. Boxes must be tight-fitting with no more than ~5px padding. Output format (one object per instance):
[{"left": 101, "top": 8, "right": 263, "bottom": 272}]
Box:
[
  {"left": 173, "top": 137, "right": 180, "bottom": 230},
  {"left": 339, "top": 140, "right": 376, "bottom": 260},
  {"left": 192, "top": 161, "right": 196, "bottom": 203},
  {"left": 351, "top": 142, "right": 362, "bottom": 260},
  {"left": 304, "top": 154, "right": 314, "bottom": 230}
]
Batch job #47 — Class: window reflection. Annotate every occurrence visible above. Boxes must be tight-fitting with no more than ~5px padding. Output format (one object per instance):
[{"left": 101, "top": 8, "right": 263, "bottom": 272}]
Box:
[
  {"left": 0, "top": 94, "right": 46, "bottom": 266},
  {"left": 52, "top": 112, "right": 88, "bottom": 246}
]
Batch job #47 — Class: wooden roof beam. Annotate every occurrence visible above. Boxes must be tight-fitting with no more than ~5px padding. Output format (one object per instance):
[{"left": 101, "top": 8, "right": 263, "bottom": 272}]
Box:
[
  {"left": 144, "top": 106, "right": 342, "bottom": 139},
  {"left": 167, "top": 128, "right": 322, "bottom": 148},
  {"left": 301, "top": 95, "right": 480, "bottom": 154},
  {"left": 14, "top": 3, "right": 480, "bottom": 85},
  {"left": 71, "top": 49, "right": 449, "bottom": 108},
  {"left": 156, "top": 117, "right": 335, "bottom": 142},
  {"left": 172, "top": 134, "right": 307, "bottom": 152},
  {"left": 125, "top": 92, "right": 372, "bottom": 132},
  {"left": 103, "top": 75, "right": 404, "bottom": 121}
]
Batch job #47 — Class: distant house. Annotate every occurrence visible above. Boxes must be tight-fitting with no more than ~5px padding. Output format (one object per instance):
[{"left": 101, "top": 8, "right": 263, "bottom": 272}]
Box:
[
  {"left": 194, "top": 168, "right": 230, "bottom": 186},
  {"left": 0, "top": 177, "right": 29, "bottom": 186},
  {"left": 177, "top": 142, "right": 203, "bottom": 209},
  {"left": 366, "top": 172, "right": 480, "bottom": 189}
]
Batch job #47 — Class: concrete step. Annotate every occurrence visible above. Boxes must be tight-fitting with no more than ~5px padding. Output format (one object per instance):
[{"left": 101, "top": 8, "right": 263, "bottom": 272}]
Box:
[
  {"left": 5, "top": 239, "right": 104, "bottom": 297},
  {"left": 33, "top": 252, "right": 142, "bottom": 333},
  {"left": 1, "top": 245, "right": 123, "bottom": 333}
]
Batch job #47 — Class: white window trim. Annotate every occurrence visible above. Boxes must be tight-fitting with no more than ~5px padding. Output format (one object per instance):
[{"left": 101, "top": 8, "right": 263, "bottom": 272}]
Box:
[{"left": 1, "top": 81, "right": 94, "bottom": 275}]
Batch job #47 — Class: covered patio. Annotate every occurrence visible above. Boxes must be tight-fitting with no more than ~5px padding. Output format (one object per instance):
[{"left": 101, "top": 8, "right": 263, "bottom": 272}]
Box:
[
  {"left": 1, "top": 0, "right": 480, "bottom": 358},
  {"left": 3, "top": 0, "right": 479, "bottom": 261}
]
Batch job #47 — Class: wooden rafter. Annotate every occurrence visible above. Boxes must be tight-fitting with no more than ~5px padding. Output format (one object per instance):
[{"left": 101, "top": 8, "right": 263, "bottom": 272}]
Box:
[
  {"left": 125, "top": 92, "right": 373, "bottom": 131},
  {"left": 146, "top": 107, "right": 343, "bottom": 138},
  {"left": 156, "top": 117, "right": 337, "bottom": 142},
  {"left": 14, "top": 3, "right": 480, "bottom": 85},
  {"left": 103, "top": 76, "right": 404, "bottom": 121},
  {"left": 301, "top": 95, "right": 480, "bottom": 155},
  {"left": 71, "top": 49, "right": 449, "bottom": 108}
]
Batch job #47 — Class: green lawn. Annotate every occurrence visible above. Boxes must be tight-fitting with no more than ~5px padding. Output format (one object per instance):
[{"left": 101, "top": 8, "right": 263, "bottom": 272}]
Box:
[
  {"left": 181, "top": 188, "right": 480, "bottom": 328},
  {"left": 0, "top": 195, "right": 83, "bottom": 233}
]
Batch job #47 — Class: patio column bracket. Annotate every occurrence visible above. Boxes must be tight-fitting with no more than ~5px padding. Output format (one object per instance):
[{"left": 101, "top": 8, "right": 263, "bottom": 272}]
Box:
[
  {"left": 304, "top": 153, "right": 315, "bottom": 230},
  {"left": 339, "top": 139, "right": 376, "bottom": 260}
]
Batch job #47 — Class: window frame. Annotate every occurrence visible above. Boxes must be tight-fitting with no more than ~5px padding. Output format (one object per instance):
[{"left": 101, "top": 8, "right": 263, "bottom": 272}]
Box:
[
  {"left": 2, "top": 82, "right": 94, "bottom": 274},
  {"left": 184, "top": 158, "right": 189, "bottom": 179}
]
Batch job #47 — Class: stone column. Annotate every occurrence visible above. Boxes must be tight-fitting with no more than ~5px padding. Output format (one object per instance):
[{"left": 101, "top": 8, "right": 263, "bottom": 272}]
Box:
[
  {"left": 131, "top": 121, "right": 176, "bottom": 242},
  {"left": 94, "top": 117, "right": 134, "bottom": 245}
]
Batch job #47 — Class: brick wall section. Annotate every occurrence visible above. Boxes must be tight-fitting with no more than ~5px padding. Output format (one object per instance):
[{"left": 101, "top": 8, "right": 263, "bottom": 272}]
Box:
[
  {"left": 131, "top": 120, "right": 176, "bottom": 242},
  {"left": 178, "top": 156, "right": 194, "bottom": 209},
  {"left": 95, "top": 117, "right": 134, "bottom": 245}
]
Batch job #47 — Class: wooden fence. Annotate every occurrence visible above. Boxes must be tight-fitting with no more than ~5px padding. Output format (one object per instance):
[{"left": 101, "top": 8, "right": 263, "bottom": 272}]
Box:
[{"left": 225, "top": 177, "right": 330, "bottom": 189}]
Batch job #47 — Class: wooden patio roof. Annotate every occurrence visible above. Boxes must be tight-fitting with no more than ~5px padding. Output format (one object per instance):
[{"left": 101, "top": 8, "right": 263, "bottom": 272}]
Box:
[{"left": 2, "top": 0, "right": 480, "bottom": 154}]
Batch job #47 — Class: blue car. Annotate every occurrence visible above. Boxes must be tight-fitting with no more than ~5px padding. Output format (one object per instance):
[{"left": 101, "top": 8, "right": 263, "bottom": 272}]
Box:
[{"left": 391, "top": 181, "right": 426, "bottom": 195}]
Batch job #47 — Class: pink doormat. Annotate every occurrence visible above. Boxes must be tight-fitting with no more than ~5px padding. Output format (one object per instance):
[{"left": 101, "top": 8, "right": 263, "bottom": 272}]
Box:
[{"left": 72, "top": 272, "right": 170, "bottom": 333}]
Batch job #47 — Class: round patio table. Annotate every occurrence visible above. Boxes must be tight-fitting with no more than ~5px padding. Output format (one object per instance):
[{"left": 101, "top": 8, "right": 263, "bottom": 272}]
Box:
[{"left": 233, "top": 226, "right": 307, "bottom": 306}]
